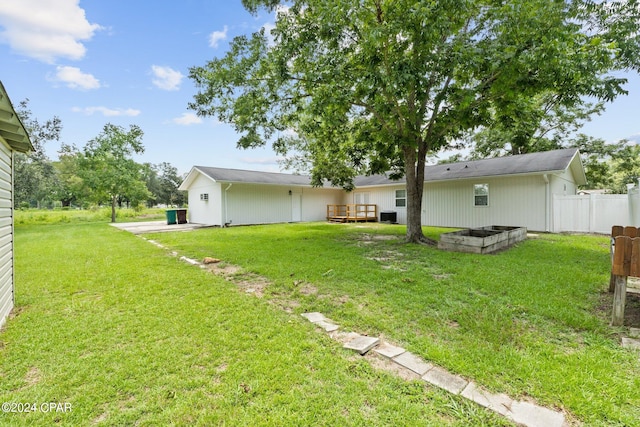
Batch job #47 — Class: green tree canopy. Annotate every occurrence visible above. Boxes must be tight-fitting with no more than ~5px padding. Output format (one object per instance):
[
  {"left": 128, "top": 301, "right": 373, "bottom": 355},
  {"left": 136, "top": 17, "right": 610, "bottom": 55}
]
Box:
[
  {"left": 75, "top": 123, "right": 150, "bottom": 222},
  {"left": 189, "top": 0, "right": 640, "bottom": 243},
  {"left": 14, "top": 100, "right": 62, "bottom": 208}
]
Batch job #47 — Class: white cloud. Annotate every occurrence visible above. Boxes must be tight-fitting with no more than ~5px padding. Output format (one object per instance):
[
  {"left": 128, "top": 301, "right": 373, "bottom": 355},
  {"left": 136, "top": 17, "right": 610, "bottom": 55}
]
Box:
[
  {"left": 72, "top": 106, "right": 140, "bottom": 117},
  {"left": 172, "top": 112, "right": 202, "bottom": 126},
  {"left": 150, "top": 65, "right": 184, "bottom": 91},
  {"left": 0, "top": 0, "right": 102, "bottom": 63},
  {"left": 50, "top": 65, "right": 100, "bottom": 90},
  {"left": 208, "top": 25, "right": 228, "bottom": 48}
]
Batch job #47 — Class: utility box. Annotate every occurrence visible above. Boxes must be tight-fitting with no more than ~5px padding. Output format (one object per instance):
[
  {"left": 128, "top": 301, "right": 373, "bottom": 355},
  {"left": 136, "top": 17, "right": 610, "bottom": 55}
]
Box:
[{"left": 380, "top": 211, "right": 397, "bottom": 223}]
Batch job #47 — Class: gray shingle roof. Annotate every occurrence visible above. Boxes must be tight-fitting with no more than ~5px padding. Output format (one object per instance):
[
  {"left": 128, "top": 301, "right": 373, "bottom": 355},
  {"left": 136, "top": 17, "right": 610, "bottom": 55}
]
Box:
[
  {"left": 186, "top": 148, "right": 584, "bottom": 189},
  {"left": 193, "top": 166, "right": 314, "bottom": 186},
  {"left": 354, "top": 148, "right": 583, "bottom": 186}
]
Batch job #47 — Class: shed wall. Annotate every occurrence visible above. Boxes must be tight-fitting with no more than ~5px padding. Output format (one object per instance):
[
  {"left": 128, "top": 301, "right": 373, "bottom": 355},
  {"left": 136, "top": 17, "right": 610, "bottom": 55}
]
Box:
[
  {"left": 226, "top": 183, "right": 291, "bottom": 225},
  {"left": 225, "top": 183, "right": 342, "bottom": 225},
  {"left": 187, "top": 174, "right": 222, "bottom": 225},
  {"left": 0, "top": 139, "right": 12, "bottom": 328}
]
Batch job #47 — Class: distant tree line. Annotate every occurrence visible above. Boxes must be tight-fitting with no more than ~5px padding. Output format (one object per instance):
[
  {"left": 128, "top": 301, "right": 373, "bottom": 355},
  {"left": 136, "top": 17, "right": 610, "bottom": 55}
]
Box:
[{"left": 15, "top": 100, "right": 185, "bottom": 214}]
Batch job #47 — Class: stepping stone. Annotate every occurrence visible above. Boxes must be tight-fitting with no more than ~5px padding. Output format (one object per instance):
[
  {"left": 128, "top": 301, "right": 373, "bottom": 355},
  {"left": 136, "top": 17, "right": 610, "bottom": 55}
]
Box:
[
  {"left": 315, "top": 320, "right": 339, "bottom": 332},
  {"left": 180, "top": 256, "right": 200, "bottom": 265},
  {"left": 392, "top": 351, "right": 433, "bottom": 375},
  {"left": 422, "top": 366, "right": 468, "bottom": 394},
  {"left": 343, "top": 335, "right": 380, "bottom": 355},
  {"left": 622, "top": 337, "right": 640, "bottom": 350},
  {"left": 301, "top": 312, "right": 325, "bottom": 323},
  {"left": 374, "top": 342, "right": 406, "bottom": 359},
  {"left": 461, "top": 382, "right": 513, "bottom": 416},
  {"left": 628, "top": 327, "right": 640, "bottom": 338},
  {"left": 509, "top": 401, "right": 565, "bottom": 427}
]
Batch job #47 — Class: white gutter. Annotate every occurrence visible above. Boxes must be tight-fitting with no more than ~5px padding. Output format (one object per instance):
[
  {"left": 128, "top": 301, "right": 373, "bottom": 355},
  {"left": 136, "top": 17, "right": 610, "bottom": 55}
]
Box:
[
  {"left": 543, "top": 174, "right": 550, "bottom": 232},
  {"left": 224, "top": 183, "right": 232, "bottom": 226}
]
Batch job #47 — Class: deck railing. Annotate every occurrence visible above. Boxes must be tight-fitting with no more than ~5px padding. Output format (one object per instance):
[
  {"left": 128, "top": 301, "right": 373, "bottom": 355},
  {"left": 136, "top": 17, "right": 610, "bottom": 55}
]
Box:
[{"left": 327, "top": 204, "right": 378, "bottom": 222}]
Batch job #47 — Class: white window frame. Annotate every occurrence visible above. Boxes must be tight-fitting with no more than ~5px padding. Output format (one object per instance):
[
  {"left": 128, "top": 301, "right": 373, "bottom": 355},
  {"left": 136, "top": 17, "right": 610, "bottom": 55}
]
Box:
[
  {"left": 395, "top": 189, "right": 406, "bottom": 208},
  {"left": 473, "top": 184, "right": 488, "bottom": 207}
]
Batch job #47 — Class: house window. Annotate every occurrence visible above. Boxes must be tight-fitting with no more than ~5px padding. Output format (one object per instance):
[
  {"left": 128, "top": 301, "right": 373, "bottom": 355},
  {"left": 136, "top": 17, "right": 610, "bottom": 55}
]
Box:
[
  {"left": 354, "top": 192, "right": 370, "bottom": 204},
  {"left": 395, "top": 189, "right": 406, "bottom": 207},
  {"left": 474, "top": 184, "right": 488, "bottom": 206},
  {"left": 200, "top": 193, "right": 209, "bottom": 201}
]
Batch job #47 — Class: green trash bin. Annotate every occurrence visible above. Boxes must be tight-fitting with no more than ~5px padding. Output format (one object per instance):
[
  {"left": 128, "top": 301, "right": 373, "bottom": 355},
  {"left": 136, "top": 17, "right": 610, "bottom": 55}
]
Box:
[{"left": 165, "top": 209, "right": 177, "bottom": 225}]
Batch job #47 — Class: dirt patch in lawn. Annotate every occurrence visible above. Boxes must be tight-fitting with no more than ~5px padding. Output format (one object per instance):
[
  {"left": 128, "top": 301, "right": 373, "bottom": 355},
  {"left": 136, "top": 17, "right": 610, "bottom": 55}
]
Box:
[{"left": 598, "top": 287, "right": 640, "bottom": 329}]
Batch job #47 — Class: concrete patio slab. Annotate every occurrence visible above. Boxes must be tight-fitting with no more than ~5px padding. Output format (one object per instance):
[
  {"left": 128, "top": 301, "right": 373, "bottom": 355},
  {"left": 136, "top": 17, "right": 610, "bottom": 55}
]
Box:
[
  {"left": 422, "top": 366, "right": 468, "bottom": 394},
  {"left": 110, "top": 220, "right": 208, "bottom": 234}
]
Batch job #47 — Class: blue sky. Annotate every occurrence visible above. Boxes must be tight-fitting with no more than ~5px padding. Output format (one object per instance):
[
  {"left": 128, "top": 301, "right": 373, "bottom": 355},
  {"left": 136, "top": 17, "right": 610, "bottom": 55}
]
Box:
[{"left": 0, "top": 1, "right": 639, "bottom": 176}]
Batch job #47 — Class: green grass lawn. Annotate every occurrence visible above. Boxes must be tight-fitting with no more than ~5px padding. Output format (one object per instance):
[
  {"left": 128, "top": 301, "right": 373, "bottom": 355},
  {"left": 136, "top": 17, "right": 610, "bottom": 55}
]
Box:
[
  {"left": 14, "top": 206, "right": 165, "bottom": 225},
  {"left": 1, "top": 220, "right": 509, "bottom": 426},
  {"left": 147, "top": 222, "right": 640, "bottom": 426}
]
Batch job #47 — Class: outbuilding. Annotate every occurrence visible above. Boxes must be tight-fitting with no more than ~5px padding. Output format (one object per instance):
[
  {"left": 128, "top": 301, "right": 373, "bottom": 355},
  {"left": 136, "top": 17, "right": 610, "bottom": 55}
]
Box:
[
  {"left": 178, "top": 166, "right": 343, "bottom": 226},
  {"left": 0, "top": 81, "right": 33, "bottom": 329},
  {"left": 180, "top": 148, "right": 586, "bottom": 232}
]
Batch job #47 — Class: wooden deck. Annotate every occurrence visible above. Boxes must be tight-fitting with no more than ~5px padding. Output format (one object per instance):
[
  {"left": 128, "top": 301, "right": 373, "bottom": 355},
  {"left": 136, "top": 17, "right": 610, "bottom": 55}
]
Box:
[{"left": 327, "top": 204, "right": 378, "bottom": 223}]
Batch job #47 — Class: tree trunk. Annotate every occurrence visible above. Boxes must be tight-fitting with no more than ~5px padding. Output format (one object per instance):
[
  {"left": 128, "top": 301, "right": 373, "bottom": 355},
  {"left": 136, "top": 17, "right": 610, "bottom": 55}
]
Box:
[
  {"left": 111, "top": 195, "right": 117, "bottom": 223},
  {"left": 403, "top": 139, "right": 437, "bottom": 244},
  {"left": 404, "top": 146, "right": 428, "bottom": 243}
]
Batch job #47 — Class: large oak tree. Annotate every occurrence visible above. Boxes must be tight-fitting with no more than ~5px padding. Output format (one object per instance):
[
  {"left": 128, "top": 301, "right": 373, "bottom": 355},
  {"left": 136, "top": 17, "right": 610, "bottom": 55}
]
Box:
[{"left": 189, "top": 0, "right": 640, "bottom": 243}]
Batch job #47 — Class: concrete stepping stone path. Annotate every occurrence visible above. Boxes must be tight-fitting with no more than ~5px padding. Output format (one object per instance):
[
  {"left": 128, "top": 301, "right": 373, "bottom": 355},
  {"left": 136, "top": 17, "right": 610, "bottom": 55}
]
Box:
[
  {"left": 301, "top": 312, "right": 567, "bottom": 427},
  {"left": 136, "top": 237, "right": 569, "bottom": 427}
]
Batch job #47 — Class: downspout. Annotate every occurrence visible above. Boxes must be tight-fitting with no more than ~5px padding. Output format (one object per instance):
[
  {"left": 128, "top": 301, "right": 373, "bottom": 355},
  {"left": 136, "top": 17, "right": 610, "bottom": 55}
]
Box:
[
  {"left": 224, "top": 183, "right": 232, "bottom": 226},
  {"left": 543, "top": 174, "right": 550, "bottom": 232}
]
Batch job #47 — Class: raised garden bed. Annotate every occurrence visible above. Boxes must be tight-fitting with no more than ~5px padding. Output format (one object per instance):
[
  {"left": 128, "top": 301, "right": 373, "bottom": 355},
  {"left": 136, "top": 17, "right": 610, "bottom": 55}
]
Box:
[{"left": 438, "top": 226, "right": 527, "bottom": 254}]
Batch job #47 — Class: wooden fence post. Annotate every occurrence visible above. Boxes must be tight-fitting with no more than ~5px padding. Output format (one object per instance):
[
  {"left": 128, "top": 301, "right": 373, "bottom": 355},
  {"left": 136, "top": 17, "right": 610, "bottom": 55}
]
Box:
[
  {"left": 610, "top": 226, "right": 624, "bottom": 292},
  {"left": 611, "top": 236, "right": 632, "bottom": 326}
]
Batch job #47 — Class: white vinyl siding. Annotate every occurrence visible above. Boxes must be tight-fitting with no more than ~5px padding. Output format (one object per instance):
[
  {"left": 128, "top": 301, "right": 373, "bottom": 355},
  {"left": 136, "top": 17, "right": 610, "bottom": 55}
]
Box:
[
  {"left": 0, "top": 139, "right": 13, "bottom": 328},
  {"left": 422, "top": 175, "right": 548, "bottom": 231},
  {"left": 226, "top": 184, "right": 343, "bottom": 225},
  {"left": 187, "top": 174, "right": 222, "bottom": 226}
]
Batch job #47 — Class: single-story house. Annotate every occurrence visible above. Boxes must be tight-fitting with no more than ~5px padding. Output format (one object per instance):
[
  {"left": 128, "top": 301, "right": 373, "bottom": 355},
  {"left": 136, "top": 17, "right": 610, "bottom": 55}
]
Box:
[
  {"left": 0, "top": 81, "right": 33, "bottom": 329},
  {"left": 179, "top": 147, "right": 586, "bottom": 232}
]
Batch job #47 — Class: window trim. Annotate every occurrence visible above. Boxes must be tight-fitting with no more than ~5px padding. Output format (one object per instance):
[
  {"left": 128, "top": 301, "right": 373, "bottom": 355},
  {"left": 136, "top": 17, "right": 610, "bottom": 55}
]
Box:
[
  {"left": 473, "top": 184, "right": 489, "bottom": 207},
  {"left": 395, "top": 189, "right": 406, "bottom": 208}
]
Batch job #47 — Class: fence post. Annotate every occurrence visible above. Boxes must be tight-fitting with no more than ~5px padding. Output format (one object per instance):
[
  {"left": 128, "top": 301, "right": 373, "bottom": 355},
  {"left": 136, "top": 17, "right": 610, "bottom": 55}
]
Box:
[
  {"left": 611, "top": 236, "right": 632, "bottom": 326},
  {"left": 609, "top": 226, "right": 624, "bottom": 292}
]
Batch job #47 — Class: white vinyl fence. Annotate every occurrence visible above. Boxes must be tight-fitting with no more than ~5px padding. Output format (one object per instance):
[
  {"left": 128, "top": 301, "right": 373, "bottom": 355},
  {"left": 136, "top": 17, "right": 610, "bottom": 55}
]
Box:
[{"left": 552, "top": 194, "right": 630, "bottom": 234}]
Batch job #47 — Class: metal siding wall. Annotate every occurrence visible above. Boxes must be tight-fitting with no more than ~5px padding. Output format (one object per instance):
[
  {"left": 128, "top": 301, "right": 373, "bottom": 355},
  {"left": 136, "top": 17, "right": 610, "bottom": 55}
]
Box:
[
  {"left": 422, "top": 175, "right": 547, "bottom": 231},
  {"left": 187, "top": 174, "right": 222, "bottom": 225},
  {"left": 348, "top": 186, "right": 407, "bottom": 223},
  {"left": 300, "top": 187, "right": 343, "bottom": 221},
  {"left": 227, "top": 184, "right": 293, "bottom": 225},
  {"left": 550, "top": 170, "right": 577, "bottom": 195},
  {"left": 0, "top": 140, "right": 12, "bottom": 328}
]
